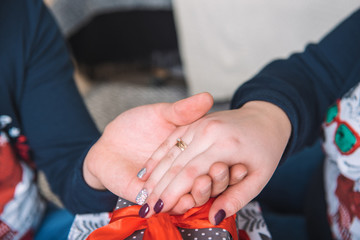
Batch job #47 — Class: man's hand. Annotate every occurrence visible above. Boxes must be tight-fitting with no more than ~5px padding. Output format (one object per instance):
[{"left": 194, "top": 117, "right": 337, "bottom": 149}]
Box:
[{"left": 82, "top": 92, "right": 214, "bottom": 202}]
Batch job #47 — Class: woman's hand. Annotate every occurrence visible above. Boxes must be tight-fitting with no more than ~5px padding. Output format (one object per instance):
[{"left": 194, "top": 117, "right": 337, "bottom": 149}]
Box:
[
  {"left": 137, "top": 101, "right": 291, "bottom": 224},
  {"left": 138, "top": 161, "right": 248, "bottom": 217},
  {"left": 82, "top": 93, "right": 214, "bottom": 203}
]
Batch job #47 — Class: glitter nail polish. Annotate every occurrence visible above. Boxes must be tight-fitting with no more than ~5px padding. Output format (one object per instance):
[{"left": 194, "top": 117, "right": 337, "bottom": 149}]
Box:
[{"left": 135, "top": 189, "right": 148, "bottom": 205}]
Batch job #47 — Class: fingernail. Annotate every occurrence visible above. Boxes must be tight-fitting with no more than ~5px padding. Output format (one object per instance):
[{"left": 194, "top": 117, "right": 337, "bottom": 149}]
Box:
[
  {"left": 214, "top": 170, "right": 228, "bottom": 182},
  {"left": 154, "top": 199, "right": 164, "bottom": 213},
  {"left": 237, "top": 170, "right": 248, "bottom": 180},
  {"left": 139, "top": 203, "right": 150, "bottom": 218},
  {"left": 214, "top": 209, "right": 226, "bottom": 225},
  {"left": 135, "top": 189, "right": 148, "bottom": 205},
  {"left": 137, "top": 168, "right": 147, "bottom": 179}
]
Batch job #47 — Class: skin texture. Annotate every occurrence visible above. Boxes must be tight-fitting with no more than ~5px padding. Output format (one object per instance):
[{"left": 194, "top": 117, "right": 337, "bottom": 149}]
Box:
[
  {"left": 82, "top": 92, "right": 215, "bottom": 203},
  {"left": 140, "top": 101, "right": 291, "bottom": 225}
]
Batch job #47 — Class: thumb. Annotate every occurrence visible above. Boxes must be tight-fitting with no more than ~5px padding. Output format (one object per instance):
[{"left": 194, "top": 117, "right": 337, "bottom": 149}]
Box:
[
  {"left": 208, "top": 174, "right": 265, "bottom": 225},
  {"left": 163, "top": 92, "right": 214, "bottom": 126}
]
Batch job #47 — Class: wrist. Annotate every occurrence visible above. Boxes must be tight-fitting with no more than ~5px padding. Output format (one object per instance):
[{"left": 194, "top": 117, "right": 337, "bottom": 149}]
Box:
[{"left": 242, "top": 100, "right": 292, "bottom": 143}]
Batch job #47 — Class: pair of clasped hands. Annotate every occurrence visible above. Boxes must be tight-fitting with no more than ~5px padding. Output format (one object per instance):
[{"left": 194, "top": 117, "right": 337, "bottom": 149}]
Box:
[{"left": 83, "top": 92, "right": 291, "bottom": 225}]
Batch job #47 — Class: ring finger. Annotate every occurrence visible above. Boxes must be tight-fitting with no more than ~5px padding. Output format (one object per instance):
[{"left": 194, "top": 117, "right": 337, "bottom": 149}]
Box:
[{"left": 136, "top": 131, "right": 193, "bottom": 207}]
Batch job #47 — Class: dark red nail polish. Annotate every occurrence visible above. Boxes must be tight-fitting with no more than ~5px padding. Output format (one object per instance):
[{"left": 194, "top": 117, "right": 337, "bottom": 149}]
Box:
[
  {"left": 154, "top": 199, "right": 164, "bottom": 213},
  {"left": 214, "top": 209, "right": 226, "bottom": 225},
  {"left": 139, "top": 203, "right": 149, "bottom": 218}
]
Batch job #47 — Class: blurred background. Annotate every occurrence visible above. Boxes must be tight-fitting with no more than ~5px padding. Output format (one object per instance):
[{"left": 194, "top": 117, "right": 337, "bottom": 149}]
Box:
[
  {"left": 45, "top": 0, "right": 359, "bottom": 130},
  {"left": 41, "top": 1, "right": 360, "bottom": 239},
  {"left": 43, "top": 0, "right": 359, "bottom": 131}
]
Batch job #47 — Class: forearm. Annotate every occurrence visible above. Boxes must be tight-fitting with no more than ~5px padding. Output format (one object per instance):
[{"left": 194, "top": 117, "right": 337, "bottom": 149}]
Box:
[
  {"left": 241, "top": 100, "right": 291, "bottom": 145},
  {"left": 231, "top": 8, "right": 360, "bottom": 158},
  {"left": 16, "top": 0, "right": 117, "bottom": 213},
  {"left": 62, "top": 148, "right": 118, "bottom": 213}
]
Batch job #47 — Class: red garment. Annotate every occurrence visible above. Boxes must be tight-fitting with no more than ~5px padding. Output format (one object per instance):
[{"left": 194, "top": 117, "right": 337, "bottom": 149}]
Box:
[
  {"left": 0, "top": 137, "right": 22, "bottom": 214},
  {"left": 87, "top": 198, "right": 238, "bottom": 240}
]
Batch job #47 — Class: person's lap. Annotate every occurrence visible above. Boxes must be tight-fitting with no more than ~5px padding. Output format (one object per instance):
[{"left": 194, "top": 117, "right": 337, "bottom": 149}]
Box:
[
  {"left": 257, "top": 140, "right": 331, "bottom": 239},
  {"left": 35, "top": 203, "right": 74, "bottom": 240}
]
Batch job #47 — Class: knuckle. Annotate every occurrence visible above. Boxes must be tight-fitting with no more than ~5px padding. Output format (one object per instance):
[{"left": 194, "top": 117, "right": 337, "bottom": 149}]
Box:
[
  {"left": 158, "top": 149, "right": 179, "bottom": 166},
  {"left": 167, "top": 164, "right": 183, "bottom": 177},
  {"left": 166, "top": 148, "right": 178, "bottom": 161},
  {"left": 223, "top": 136, "right": 241, "bottom": 150},
  {"left": 202, "top": 119, "right": 222, "bottom": 136},
  {"left": 193, "top": 180, "right": 211, "bottom": 205},
  {"left": 159, "top": 138, "right": 174, "bottom": 151}
]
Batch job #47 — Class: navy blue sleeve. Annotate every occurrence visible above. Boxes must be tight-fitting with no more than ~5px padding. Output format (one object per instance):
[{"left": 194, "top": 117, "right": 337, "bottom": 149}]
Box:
[
  {"left": 231, "top": 8, "right": 360, "bottom": 160},
  {"left": 1, "top": 0, "right": 117, "bottom": 213}
]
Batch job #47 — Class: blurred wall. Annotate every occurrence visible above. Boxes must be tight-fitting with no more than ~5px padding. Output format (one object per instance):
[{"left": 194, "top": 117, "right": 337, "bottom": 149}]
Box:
[
  {"left": 48, "top": 0, "right": 172, "bottom": 36},
  {"left": 173, "top": 1, "right": 360, "bottom": 101}
]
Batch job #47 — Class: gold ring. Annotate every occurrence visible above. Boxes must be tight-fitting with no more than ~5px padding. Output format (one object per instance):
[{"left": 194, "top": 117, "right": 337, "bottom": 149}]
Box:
[{"left": 176, "top": 138, "right": 187, "bottom": 151}]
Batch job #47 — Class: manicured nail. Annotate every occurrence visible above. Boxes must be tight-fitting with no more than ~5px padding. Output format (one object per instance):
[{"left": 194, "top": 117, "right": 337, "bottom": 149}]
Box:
[
  {"left": 154, "top": 199, "right": 164, "bottom": 213},
  {"left": 139, "top": 203, "right": 150, "bottom": 218},
  {"left": 214, "top": 209, "right": 226, "bottom": 225},
  {"left": 135, "top": 189, "right": 148, "bottom": 205},
  {"left": 137, "top": 168, "right": 147, "bottom": 179}
]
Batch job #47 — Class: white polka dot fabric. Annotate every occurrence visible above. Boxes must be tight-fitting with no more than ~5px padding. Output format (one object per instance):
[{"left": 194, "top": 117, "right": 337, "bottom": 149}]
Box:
[
  {"left": 68, "top": 198, "right": 272, "bottom": 239},
  {"left": 115, "top": 198, "right": 232, "bottom": 240}
]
